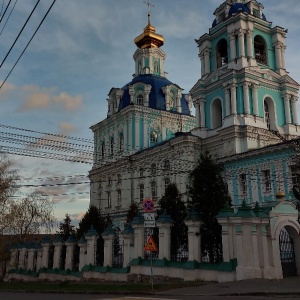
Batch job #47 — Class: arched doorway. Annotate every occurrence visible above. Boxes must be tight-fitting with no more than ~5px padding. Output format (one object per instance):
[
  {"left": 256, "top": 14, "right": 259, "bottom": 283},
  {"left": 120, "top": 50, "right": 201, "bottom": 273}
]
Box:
[{"left": 279, "top": 227, "right": 297, "bottom": 277}]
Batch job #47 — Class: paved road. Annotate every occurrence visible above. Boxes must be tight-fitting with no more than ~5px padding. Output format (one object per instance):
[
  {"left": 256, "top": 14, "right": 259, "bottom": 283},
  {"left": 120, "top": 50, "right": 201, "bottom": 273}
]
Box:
[{"left": 1, "top": 294, "right": 300, "bottom": 300}]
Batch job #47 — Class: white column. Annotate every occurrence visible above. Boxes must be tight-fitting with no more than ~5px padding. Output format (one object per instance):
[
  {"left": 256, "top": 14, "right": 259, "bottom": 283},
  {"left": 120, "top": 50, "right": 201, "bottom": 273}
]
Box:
[
  {"left": 225, "top": 88, "right": 231, "bottom": 116},
  {"left": 41, "top": 242, "right": 50, "bottom": 268},
  {"left": 65, "top": 241, "right": 76, "bottom": 270},
  {"left": 143, "top": 117, "right": 148, "bottom": 148},
  {"left": 157, "top": 223, "right": 172, "bottom": 260},
  {"left": 274, "top": 42, "right": 283, "bottom": 70},
  {"left": 185, "top": 219, "right": 202, "bottom": 262},
  {"left": 194, "top": 102, "right": 200, "bottom": 127},
  {"left": 200, "top": 99, "right": 206, "bottom": 127},
  {"left": 103, "top": 234, "right": 114, "bottom": 267},
  {"left": 128, "top": 117, "right": 133, "bottom": 152},
  {"left": 246, "top": 30, "right": 253, "bottom": 58},
  {"left": 135, "top": 115, "right": 139, "bottom": 151},
  {"left": 86, "top": 233, "right": 98, "bottom": 266},
  {"left": 78, "top": 238, "right": 87, "bottom": 270},
  {"left": 238, "top": 29, "right": 245, "bottom": 57},
  {"left": 52, "top": 241, "right": 63, "bottom": 269},
  {"left": 252, "top": 84, "right": 259, "bottom": 116},
  {"left": 243, "top": 82, "right": 250, "bottom": 114},
  {"left": 132, "top": 223, "right": 145, "bottom": 259},
  {"left": 229, "top": 32, "right": 236, "bottom": 61},
  {"left": 281, "top": 46, "right": 286, "bottom": 69},
  {"left": 231, "top": 84, "right": 237, "bottom": 114},
  {"left": 200, "top": 54, "right": 205, "bottom": 77},
  {"left": 121, "top": 227, "right": 134, "bottom": 267},
  {"left": 204, "top": 48, "right": 211, "bottom": 74},
  {"left": 36, "top": 248, "right": 42, "bottom": 271},
  {"left": 284, "top": 93, "right": 291, "bottom": 124},
  {"left": 129, "top": 87, "right": 134, "bottom": 104},
  {"left": 27, "top": 249, "right": 35, "bottom": 271},
  {"left": 291, "top": 96, "right": 298, "bottom": 125}
]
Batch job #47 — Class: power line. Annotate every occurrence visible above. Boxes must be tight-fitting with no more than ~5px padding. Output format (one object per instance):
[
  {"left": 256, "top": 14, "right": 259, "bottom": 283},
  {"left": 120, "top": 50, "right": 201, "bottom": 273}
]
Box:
[
  {"left": 0, "top": 0, "right": 57, "bottom": 90},
  {"left": 0, "top": 0, "right": 11, "bottom": 24},
  {"left": 0, "top": 0, "right": 17, "bottom": 37},
  {"left": 0, "top": 0, "right": 40, "bottom": 69}
]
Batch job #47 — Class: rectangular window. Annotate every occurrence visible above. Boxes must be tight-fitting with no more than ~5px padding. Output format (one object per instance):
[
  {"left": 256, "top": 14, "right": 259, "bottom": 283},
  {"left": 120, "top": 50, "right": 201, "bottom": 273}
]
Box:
[
  {"left": 107, "top": 192, "right": 111, "bottom": 208},
  {"left": 139, "top": 184, "right": 144, "bottom": 202},
  {"left": 291, "top": 165, "right": 299, "bottom": 187},
  {"left": 117, "top": 190, "right": 122, "bottom": 203},
  {"left": 262, "top": 170, "right": 272, "bottom": 192},
  {"left": 140, "top": 168, "right": 144, "bottom": 177},
  {"left": 239, "top": 173, "right": 247, "bottom": 195}
]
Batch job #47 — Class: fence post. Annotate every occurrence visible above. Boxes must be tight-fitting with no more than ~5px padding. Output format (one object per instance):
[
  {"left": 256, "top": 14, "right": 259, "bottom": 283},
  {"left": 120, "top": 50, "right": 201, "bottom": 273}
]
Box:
[
  {"left": 131, "top": 213, "right": 145, "bottom": 259},
  {"left": 185, "top": 207, "right": 202, "bottom": 262},
  {"left": 78, "top": 236, "right": 87, "bottom": 270},
  {"left": 103, "top": 225, "right": 115, "bottom": 267},
  {"left": 121, "top": 223, "right": 134, "bottom": 267},
  {"left": 52, "top": 236, "right": 64, "bottom": 269},
  {"left": 85, "top": 226, "right": 98, "bottom": 266},
  {"left": 65, "top": 235, "right": 77, "bottom": 270},
  {"left": 156, "top": 210, "right": 173, "bottom": 260}
]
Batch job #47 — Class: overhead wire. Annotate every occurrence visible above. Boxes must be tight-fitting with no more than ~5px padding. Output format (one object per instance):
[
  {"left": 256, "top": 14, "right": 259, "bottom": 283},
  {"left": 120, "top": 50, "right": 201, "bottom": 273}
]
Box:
[
  {"left": 0, "top": 0, "right": 57, "bottom": 90},
  {"left": 0, "top": 0, "right": 40, "bottom": 69},
  {"left": 0, "top": 0, "right": 17, "bottom": 37},
  {"left": 0, "top": 0, "right": 11, "bottom": 24}
]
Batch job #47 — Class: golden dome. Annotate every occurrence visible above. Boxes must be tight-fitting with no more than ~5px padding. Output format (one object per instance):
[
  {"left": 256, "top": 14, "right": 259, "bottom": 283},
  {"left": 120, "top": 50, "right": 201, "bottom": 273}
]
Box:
[
  {"left": 134, "top": 14, "right": 164, "bottom": 49},
  {"left": 276, "top": 189, "right": 285, "bottom": 201}
]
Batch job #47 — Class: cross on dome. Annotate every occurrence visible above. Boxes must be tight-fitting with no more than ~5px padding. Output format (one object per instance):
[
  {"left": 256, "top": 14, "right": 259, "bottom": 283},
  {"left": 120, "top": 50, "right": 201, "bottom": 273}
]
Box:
[{"left": 144, "top": 0, "right": 154, "bottom": 24}]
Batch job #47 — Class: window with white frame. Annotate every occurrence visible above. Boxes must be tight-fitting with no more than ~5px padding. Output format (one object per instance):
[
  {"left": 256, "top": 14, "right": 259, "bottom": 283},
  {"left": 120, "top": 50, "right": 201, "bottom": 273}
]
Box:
[
  {"left": 151, "top": 181, "right": 157, "bottom": 200},
  {"left": 117, "top": 174, "right": 121, "bottom": 184},
  {"left": 117, "top": 189, "right": 122, "bottom": 204},
  {"left": 151, "top": 163, "right": 156, "bottom": 176},
  {"left": 107, "top": 191, "right": 111, "bottom": 208},
  {"left": 291, "top": 165, "right": 299, "bottom": 187},
  {"left": 139, "top": 184, "right": 144, "bottom": 202},
  {"left": 164, "top": 159, "right": 170, "bottom": 171},
  {"left": 150, "top": 131, "right": 158, "bottom": 143},
  {"left": 164, "top": 178, "right": 171, "bottom": 192},
  {"left": 136, "top": 94, "right": 144, "bottom": 106},
  {"left": 262, "top": 169, "right": 272, "bottom": 192},
  {"left": 239, "top": 173, "right": 247, "bottom": 195},
  {"left": 139, "top": 167, "right": 144, "bottom": 177}
]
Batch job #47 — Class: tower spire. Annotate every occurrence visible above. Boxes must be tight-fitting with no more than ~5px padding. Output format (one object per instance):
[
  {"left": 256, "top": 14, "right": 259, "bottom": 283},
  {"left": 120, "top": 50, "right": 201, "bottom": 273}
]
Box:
[
  {"left": 134, "top": 0, "right": 164, "bottom": 49},
  {"left": 144, "top": 0, "right": 154, "bottom": 25}
]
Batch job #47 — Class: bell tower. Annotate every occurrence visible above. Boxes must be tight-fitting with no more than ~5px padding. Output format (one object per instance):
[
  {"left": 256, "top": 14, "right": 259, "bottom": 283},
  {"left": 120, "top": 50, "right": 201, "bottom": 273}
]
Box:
[{"left": 191, "top": 0, "right": 300, "bottom": 156}]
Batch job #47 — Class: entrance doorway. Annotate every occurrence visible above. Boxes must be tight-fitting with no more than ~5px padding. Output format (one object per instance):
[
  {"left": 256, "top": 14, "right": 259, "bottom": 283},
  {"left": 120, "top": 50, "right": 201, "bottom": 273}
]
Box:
[{"left": 279, "top": 227, "right": 297, "bottom": 277}]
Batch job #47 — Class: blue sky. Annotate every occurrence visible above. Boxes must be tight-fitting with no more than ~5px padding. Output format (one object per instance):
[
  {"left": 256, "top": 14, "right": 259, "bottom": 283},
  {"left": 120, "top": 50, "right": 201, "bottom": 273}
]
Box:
[{"left": 0, "top": 0, "right": 299, "bottom": 225}]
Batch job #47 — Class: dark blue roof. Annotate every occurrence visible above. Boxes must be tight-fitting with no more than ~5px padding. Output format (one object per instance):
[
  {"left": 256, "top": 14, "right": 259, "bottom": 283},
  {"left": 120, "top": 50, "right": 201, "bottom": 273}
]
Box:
[
  {"left": 118, "top": 74, "right": 191, "bottom": 116},
  {"left": 229, "top": 3, "right": 251, "bottom": 15},
  {"left": 212, "top": 3, "right": 267, "bottom": 27}
]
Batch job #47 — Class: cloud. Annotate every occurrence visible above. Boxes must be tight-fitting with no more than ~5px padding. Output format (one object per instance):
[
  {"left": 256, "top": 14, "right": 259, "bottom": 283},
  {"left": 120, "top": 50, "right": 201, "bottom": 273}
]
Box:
[
  {"left": 0, "top": 82, "right": 15, "bottom": 99},
  {"left": 59, "top": 122, "right": 77, "bottom": 134},
  {"left": 19, "top": 86, "right": 83, "bottom": 112}
]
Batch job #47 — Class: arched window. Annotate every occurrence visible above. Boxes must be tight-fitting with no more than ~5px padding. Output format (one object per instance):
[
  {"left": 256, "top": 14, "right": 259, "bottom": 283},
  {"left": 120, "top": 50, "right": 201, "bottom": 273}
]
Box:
[
  {"left": 138, "top": 61, "right": 142, "bottom": 74},
  {"left": 150, "top": 131, "right": 158, "bottom": 143},
  {"left": 211, "top": 98, "right": 223, "bottom": 129},
  {"left": 169, "top": 90, "right": 177, "bottom": 111},
  {"left": 254, "top": 35, "right": 267, "bottom": 65},
  {"left": 154, "top": 61, "right": 159, "bottom": 73},
  {"left": 117, "top": 174, "right": 122, "bottom": 184},
  {"left": 164, "top": 159, "right": 170, "bottom": 171},
  {"left": 110, "top": 137, "right": 114, "bottom": 156},
  {"left": 151, "top": 163, "right": 156, "bottom": 175},
  {"left": 164, "top": 178, "right": 171, "bottom": 192},
  {"left": 136, "top": 94, "right": 143, "bottom": 106},
  {"left": 151, "top": 181, "right": 157, "bottom": 200},
  {"left": 139, "top": 184, "right": 144, "bottom": 202},
  {"left": 107, "top": 192, "right": 111, "bottom": 208},
  {"left": 264, "top": 97, "right": 276, "bottom": 130},
  {"left": 216, "top": 38, "right": 228, "bottom": 68},
  {"left": 117, "top": 189, "right": 122, "bottom": 204},
  {"left": 264, "top": 102, "right": 271, "bottom": 129}
]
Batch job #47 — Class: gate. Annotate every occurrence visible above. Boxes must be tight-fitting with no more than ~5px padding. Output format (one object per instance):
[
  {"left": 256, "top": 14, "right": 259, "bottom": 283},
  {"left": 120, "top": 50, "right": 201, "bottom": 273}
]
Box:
[{"left": 279, "top": 228, "right": 297, "bottom": 277}]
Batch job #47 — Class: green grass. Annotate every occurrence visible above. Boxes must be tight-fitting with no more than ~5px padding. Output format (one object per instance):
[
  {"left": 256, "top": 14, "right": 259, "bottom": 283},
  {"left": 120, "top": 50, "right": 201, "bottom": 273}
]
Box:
[{"left": 0, "top": 281, "right": 206, "bottom": 293}]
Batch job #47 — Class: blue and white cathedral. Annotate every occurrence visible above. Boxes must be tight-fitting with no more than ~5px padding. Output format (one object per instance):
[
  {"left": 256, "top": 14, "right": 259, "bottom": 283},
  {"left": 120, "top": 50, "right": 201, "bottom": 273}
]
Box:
[{"left": 89, "top": 0, "right": 300, "bottom": 226}]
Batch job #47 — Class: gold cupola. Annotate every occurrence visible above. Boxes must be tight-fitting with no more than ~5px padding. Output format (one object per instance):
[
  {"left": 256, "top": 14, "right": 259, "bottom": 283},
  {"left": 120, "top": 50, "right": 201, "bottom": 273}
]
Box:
[{"left": 134, "top": 13, "right": 164, "bottom": 49}]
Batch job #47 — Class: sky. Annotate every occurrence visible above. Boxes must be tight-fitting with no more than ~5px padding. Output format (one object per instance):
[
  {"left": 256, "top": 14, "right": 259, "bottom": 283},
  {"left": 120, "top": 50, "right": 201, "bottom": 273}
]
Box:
[{"left": 0, "top": 0, "right": 300, "bottom": 227}]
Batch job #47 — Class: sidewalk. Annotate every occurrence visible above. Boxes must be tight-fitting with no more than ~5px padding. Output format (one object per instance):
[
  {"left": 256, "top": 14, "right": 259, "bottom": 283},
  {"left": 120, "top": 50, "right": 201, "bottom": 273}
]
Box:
[{"left": 156, "top": 277, "right": 300, "bottom": 297}]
